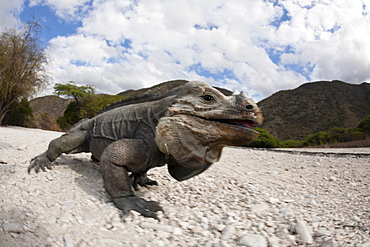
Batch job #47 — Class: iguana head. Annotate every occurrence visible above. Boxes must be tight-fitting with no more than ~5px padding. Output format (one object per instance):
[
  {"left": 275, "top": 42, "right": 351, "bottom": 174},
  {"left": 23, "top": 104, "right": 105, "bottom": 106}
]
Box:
[{"left": 155, "top": 81, "right": 263, "bottom": 181}]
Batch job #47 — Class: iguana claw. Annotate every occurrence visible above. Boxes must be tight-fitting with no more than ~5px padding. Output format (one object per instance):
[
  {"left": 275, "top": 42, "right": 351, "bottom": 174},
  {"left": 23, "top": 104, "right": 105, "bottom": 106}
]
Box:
[
  {"left": 131, "top": 173, "right": 159, "bottom": 190},
  {"left": 28, "top": 152, "right": 52, "bottom": 173},
  {"left": 113, "top": 195, "right": 163, "bottom": 220}
]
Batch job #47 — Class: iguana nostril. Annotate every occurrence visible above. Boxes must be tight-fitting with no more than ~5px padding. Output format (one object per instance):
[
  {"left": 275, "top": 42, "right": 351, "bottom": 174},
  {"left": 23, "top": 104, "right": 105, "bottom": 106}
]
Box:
[{"left": 245, "top": 104, "right": 254, "bottom": 111}]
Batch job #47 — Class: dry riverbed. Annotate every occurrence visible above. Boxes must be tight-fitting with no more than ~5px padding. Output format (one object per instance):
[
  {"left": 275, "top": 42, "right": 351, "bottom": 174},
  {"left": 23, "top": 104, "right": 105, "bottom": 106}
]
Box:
[{"left": 0, "top": 126, "right": 369, "bottom": 247}]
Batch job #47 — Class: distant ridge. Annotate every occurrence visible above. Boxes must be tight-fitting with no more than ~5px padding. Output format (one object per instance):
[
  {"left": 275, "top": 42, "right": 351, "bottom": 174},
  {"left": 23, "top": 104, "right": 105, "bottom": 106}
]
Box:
[{"left": 258, "top": 80, "right": 370, "bottom": 140}]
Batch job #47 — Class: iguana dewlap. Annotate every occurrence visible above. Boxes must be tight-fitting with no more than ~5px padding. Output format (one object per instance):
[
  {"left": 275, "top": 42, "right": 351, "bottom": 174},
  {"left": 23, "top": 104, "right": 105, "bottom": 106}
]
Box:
[{"left": 28, "top": 81, "right": 263, "bottom": 219}]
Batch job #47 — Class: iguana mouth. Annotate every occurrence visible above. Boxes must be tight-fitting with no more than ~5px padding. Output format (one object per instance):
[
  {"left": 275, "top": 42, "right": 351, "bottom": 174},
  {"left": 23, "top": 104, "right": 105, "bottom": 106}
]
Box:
[
  {"left": 208, "top": 119, "right": 259, "bottom": 133},
  {"left": 217, "top": 119, "right": 255, "bottom": 129}
]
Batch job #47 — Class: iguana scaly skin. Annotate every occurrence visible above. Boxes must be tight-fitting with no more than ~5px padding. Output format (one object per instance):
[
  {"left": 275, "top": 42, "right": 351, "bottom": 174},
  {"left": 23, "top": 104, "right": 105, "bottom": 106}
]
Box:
[{"left": 28, "top": 81, "right": 263, "bottom": 219}]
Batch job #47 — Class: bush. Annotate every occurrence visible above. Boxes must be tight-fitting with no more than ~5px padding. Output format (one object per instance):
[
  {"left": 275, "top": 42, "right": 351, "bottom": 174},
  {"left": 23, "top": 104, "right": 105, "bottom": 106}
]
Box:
[
  {"left": 357, "top": 115, "right": 370, "bottom": 136},
  {"left": 247, "top": 127, "right": 280, "bottom": 148},
  {"left": 78, "top": 94, "right": 124, "bottom": 119},
  {"left": 2, "top": 99, "right": 34, "bottom": 127},
  {"left": 57, "top": 101, "right": 81, "bottom": 130},
  {"left": 57, "top": 94, "right": 125, "bottom": 130}
]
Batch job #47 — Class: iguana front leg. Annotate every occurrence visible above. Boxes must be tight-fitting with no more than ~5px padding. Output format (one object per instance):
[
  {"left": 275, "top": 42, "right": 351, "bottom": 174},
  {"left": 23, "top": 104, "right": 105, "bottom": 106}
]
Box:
[
  {"left": 100, "top": 139, "right": 163, "bottom": 219},
  {"left": 28, "top": 131, "right": 87, "bottom": 173}
]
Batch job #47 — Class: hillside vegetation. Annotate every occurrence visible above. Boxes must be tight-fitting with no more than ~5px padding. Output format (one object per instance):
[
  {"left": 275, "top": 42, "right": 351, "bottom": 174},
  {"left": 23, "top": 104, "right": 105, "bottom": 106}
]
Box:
[{"left": 258, "top": 80, "right": 370, "bottom": 140}]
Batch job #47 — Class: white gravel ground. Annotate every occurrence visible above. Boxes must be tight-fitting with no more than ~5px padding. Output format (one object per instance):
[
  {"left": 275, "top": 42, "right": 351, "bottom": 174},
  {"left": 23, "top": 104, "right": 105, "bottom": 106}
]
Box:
[{"left": 0, "top": 126, "right": 369, "bottom": 247}]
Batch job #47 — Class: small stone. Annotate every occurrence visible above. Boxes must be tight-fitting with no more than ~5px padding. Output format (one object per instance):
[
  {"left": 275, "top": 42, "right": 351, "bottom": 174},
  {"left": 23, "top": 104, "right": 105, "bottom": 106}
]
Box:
[
  {"left": 250, "top": 203, "right": 269, "bottom": 213},
  {"left": 217, "top": 224, "right": 226, "bottom": 232},
  {"left": 265, "top": 221, "right": 274, "bottom": 227},
  {"left": 329, "top": 176, "right": 337, "bottom": 182},
  {"left": 17, "top": 144, "right": 28, "bottom": 150},
  {"left": 173, "top": 227, "right": 183, "bottom": 235},
  {"left": 361, "top": 240, "right": 370, "bottom": 247},
  {"left": 105, "top": 223, "right": 114, "bottom": 230},
  {"left": 314, "top": 229, "right": 332, "bottom": 237},
  {"left": 295, "top": 221, "right": 313, "bottom": 244},
  {"left": 64, "top": 235, "right": 74, "bottom": 247},
  {"left": 192, "top": 225, "right": 203, "bottom": 233},
  {"left": 221, "top": 225, "right": 235, "bottom": 240},
  {"left": 350, "top": 216, "right": 361, "bottom": 222},
  {"left": 3, "top": 222, "right": 24, "bottom": 233},
  {"left": 319, "top": 239, "right": 335, "bottom": 247},
  {"left": 268, "top": 198, "right": 279, "bottom": 204},
  {"left": 275, "top": 227, "right": 289, "bottom": 239},
  {"left": 77, "top": 241, "right": 87, "bottom": 247},
  {"left": 156, "top": 230, "right": 170, "bottom": 238},
  {"left": 239, "top": 233, "right": 268, "bottom": 247}
]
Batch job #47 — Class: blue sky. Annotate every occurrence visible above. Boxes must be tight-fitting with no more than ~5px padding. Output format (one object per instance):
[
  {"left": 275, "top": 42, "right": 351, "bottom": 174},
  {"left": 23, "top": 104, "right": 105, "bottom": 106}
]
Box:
[{"left": 1, "top": 0, "right": 370, "bottom": 101}]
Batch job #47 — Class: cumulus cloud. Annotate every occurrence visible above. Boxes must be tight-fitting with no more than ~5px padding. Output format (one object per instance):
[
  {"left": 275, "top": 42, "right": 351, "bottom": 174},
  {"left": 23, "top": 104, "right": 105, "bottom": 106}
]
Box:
[
  {"left": 2, "top": 0, "right": 370, "bottom": 100},
  {"left": 0, "top": 0, "right": 24, "bottom": 31},
  {"left": 29, "top": 0, "right": 91, "bottom": 20}
]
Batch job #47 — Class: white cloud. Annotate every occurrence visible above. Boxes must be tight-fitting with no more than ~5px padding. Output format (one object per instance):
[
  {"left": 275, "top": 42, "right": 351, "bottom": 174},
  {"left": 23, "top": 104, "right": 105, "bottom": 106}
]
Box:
[
  {"left": 0, "top": 0, "right": 24, "bottom": 31},
  {"left": 3, "top": 0, "right": 370, "bottom": 101},
  {"left": 29, "top": 0, "right": 91, "bottom": 20}
]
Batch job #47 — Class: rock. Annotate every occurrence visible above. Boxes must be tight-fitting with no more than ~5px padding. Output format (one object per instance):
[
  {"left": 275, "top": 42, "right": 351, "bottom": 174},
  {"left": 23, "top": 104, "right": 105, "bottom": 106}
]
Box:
[
  {"left": 173, "top": 227, "right": 183, "bottom": 235},
  {"left": 221, "top": 225, "right": 235, "bottom": 240},
  {"left": 319, "top": 239, "right": 336, "bottom": 247},
  {"left": 140, "top": 222, "right": 174, "bottom": 233},
  {"left": 2, "top": 222, "right": 24, "bottom": 233},
  {"left": 156, "top": 230, "right": 170, "bottom": 238},
  {"left": 191, "top": 225, "right": 203, "bottom": 233},
  {"left": 295, "top": 220, "right": 313, "bottom": 244},
  {"left": 268, "top": 197, "right": 279, "bottom": 204},
  {"left": 361, "top": 240, "right": 370, "bottom": 247},
  {"left": 239, "top": 234, "right": 268, "bottom": 247},
  {"left": 314, "top": 229, "right": 332, "bottom": 237},
  {"left": 275, "top": 227, "right": 289, "bottom": 239},
  {"left": 64, "top": 234, "right": 74, "bottom": 247},
  {"left": 249, "top": 203, "right": 269, "bottom": 213}
]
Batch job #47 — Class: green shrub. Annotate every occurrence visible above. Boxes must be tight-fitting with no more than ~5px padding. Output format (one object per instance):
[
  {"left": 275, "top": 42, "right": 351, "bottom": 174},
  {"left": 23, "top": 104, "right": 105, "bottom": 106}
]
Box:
[
  {"left": 2, "top": 99, "right": 33, "bottom": 127},
  {"left": 57, "top": 94, "right": 124, "bottom": 130},
  {"left": 247, "top": 127, "right": 280, "bottom": 148}
]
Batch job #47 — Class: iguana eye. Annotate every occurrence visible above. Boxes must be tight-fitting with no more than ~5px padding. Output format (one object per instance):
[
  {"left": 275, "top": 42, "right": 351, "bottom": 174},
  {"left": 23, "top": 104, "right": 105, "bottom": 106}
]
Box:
[{"left": 201, "top": 95, "right": 215, "bottom": 102}]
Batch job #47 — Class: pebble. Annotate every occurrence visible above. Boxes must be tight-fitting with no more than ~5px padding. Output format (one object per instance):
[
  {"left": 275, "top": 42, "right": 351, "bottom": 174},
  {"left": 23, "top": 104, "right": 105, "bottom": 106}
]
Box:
[
  {"left": 64, "top": 235, "right": 74, "bottom": 247},
  {"left": 239, "top": 233, "right": 268, "bottom": 247},
  {"left": 295, "top": 220, "right": 313, "bottom": 244},
  {"left": 221, "top": 225, "right": 235, "bottom": 240},
  {"left": 249, "top": 203, "right": 269, "bottom": 213},
  {"left": 2, "top": 222, "right": 24, "bottom": 233}
]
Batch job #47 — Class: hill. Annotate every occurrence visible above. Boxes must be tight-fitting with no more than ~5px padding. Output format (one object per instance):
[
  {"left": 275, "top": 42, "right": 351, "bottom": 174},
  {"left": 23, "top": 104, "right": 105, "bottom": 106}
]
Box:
[
  {"left": 30, "top": 95, "right": 72, "bottom": 131},
  {"left": 258, "top": 80, "right": 370, "bottom": 140}
]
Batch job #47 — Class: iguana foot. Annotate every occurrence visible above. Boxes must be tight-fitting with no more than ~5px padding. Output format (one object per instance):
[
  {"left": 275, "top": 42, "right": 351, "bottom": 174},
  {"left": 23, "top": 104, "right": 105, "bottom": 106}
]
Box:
[
  {"left": 131, "top": 173, "right": 159, "bottom": 190},
  {"left": 28, "top": 152, "right": 52, "bottom": 173},
  {"left": 113, "top": 195, "right": 163, "bottom": 220}
]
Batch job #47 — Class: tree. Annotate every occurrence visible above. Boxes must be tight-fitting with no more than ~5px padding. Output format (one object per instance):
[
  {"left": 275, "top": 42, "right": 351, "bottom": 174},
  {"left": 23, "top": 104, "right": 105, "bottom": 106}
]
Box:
[
  {"left": 357, "top": 115, "right": 370, "bottom": 136},
  {"left": 54, "top": 81, "right": 95, "bottom": 104},
  {"left": 2, "top": 98, "right": 33, "bottom": 127},
  {"left": 0, "top": 19, "right": 48, "bottom": 124}
]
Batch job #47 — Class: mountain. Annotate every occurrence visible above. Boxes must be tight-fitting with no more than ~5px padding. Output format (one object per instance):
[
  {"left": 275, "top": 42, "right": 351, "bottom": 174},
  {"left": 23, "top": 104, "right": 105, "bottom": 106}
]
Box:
[
  {"left": 30, "top": 95, "right": 72, "bottom": 131},
  {"left": 258, "top": 80, "right": 370, "bottom": 140}
]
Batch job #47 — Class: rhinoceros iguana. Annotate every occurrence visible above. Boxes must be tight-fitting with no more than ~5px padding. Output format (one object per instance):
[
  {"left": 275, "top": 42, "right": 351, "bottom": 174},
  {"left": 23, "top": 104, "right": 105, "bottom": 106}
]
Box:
[{"left": 28, "top": 80, "right": 263, "bottom": 219}]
